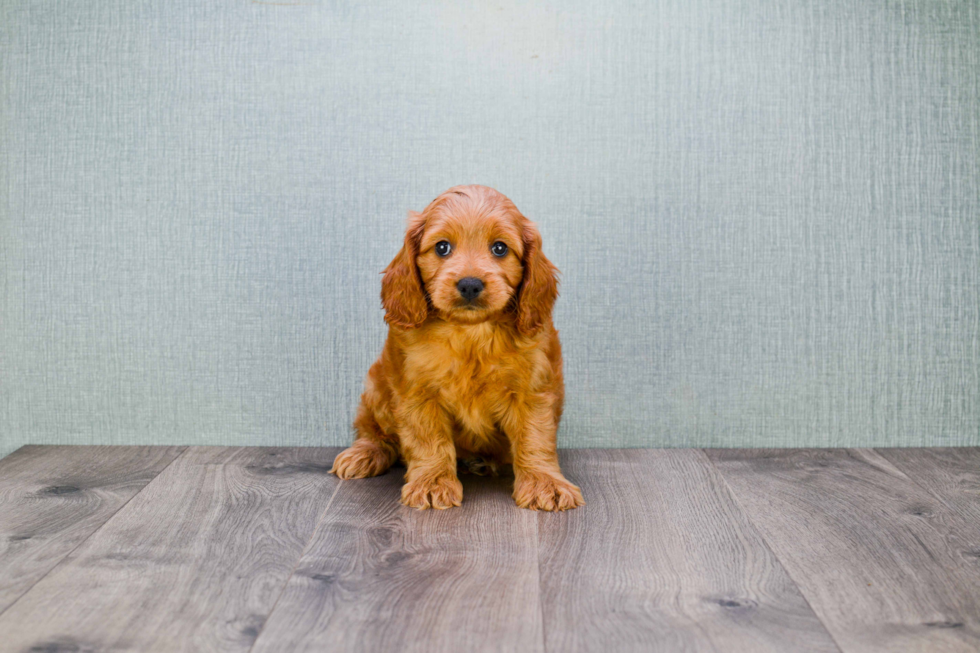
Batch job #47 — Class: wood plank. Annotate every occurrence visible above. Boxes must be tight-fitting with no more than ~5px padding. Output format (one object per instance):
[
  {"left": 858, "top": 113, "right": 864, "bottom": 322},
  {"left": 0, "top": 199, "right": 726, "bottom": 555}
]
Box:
[
  {"left": 0, "top": 445, "right": 185, "bottom": 614},
  {"left": 252, "top": 467, "right": 543, "bottom": 653},
  {"left": 537, "top": 449, "right": 840, "bottom": 653},
  {"left": 0, "top": 446, "right": 341, "bottom": 653},
  {"left": 708, "top": 448, "right": 980, "bottom": 652},
  {"left": 876, "top": 448, "right": 980, "bottom": 524}
]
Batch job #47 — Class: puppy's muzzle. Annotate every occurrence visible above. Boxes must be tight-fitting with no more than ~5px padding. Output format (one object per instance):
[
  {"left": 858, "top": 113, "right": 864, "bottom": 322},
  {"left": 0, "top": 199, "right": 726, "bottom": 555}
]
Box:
[{"left": 456, "top": 277, "right": 484, "bottom": 303}]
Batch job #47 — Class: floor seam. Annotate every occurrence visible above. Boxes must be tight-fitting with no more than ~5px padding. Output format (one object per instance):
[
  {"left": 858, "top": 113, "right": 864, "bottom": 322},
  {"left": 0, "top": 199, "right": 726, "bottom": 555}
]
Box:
[
  {"left": 697, "top": 448, "right": 847, "bottom": 653},
  {"left": 535, "top": 510, "right": 548, "bottom": 653},
  {"left": 871, "top": 447, "right": 970, "bottom": 518},
  {"left": 0, "top": 445, "right": 190, "bottom": 620},
  {"left": 248, "top": 476, "right": 345, "bottom": 653}
]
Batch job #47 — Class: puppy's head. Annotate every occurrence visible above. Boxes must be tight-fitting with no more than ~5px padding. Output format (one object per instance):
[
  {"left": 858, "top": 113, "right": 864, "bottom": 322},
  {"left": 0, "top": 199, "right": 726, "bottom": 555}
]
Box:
[{"left": 381, "top": 185, "right": 558, "bottom": 335}]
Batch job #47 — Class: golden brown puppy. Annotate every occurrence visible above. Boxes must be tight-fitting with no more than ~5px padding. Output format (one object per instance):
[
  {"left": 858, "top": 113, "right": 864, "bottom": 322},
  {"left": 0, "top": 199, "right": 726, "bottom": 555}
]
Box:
[{"left": 330, "top": 185, "right": 584, "bottom": 511}]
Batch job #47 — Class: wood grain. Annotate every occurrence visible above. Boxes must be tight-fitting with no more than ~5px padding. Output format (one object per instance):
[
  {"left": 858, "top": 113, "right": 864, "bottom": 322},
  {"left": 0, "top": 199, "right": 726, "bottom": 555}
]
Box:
[
  {"left": 876, "top": 447, "right": 980, "bottom": 525},
  {"left": 2, "top": 446, "right": 978, "bottom": 652},
  {"left": 708, "top": 448, "right": 980, "bottom": 652},
  {"left": 0, "top": 447, "right": 341, "bottom": 653},
  {"left": 537, "top": 449, "right": 840, "bottom": 652},
  {"left": 252, "top": 467, "right": 544, "bottom": 653},
  {"left": 0, "top": 445, "right": 185, "bottom": 614}
]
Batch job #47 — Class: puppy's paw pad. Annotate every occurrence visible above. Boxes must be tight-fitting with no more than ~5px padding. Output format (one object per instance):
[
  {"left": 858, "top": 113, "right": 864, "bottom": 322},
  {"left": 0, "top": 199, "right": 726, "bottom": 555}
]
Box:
[
  {"left": 514, "top": 474, "right": 585, "bottom": 512},
  {"left": 401, "top": 475, "right": 463, "bottom": 510},
  {"left": 330, "top": 444, "right": 391, "bottom": 479}
]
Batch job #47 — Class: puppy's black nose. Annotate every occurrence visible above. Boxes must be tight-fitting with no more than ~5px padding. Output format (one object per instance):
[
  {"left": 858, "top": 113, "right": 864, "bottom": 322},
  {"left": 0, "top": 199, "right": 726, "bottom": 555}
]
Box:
[{"left": 457, "top": 277, "right": 484, "bottom": 301}]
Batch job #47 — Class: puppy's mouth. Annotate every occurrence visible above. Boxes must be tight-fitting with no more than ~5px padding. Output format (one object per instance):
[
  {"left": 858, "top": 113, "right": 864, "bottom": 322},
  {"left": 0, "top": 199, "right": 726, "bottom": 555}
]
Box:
[
  {"left": 444, "top": 300, "right": 495, "bottom": 321},
  {"left": 453, "top": 298, "right": 487, "bottom": 310}
]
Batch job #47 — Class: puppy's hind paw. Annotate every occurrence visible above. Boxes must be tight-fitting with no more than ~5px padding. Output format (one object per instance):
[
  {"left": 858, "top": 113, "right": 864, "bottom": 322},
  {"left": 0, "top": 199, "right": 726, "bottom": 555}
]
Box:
[
  {"left": 458, "top": 455, "right": 501, "bottom": 477},
  {"left": 330, "top": 442, "right": 394, "bottom": 479}
]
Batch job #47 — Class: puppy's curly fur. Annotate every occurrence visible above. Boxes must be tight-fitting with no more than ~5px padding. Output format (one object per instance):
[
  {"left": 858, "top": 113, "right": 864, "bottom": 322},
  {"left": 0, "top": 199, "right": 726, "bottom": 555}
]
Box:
[{"left": 330, "top": 185, "right": 584, "bottom": 511}]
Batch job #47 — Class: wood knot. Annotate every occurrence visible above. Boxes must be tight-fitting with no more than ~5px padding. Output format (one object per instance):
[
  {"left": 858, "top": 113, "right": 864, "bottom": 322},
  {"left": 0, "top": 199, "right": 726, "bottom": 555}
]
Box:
[
  {"left": 40, "top": 485, "right": 81, "bottom": 496},
  {"left": 708, "top": 596, "right": 757, "bottom": 610}
]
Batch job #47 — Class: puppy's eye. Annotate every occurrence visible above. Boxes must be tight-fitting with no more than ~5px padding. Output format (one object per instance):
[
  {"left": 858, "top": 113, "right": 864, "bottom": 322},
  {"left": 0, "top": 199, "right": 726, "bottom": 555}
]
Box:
[
  {"left": 490, "top": 241, "right": 508, "bottom": 257},
  {"left": 435, "top": 241, "right": 452, "bottom": 257}
]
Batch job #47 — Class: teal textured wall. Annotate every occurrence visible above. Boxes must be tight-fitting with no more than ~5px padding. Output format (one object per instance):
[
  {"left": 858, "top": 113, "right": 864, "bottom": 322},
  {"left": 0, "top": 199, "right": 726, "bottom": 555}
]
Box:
[{"left": 2, "top": 1, "right": 978, "bottom": 458}]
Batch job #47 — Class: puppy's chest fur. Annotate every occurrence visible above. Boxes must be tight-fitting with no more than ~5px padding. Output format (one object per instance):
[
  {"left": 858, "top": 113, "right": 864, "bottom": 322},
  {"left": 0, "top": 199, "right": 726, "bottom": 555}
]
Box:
[{"left": 401, "top": 321, "right": 545, "bottom": 439}]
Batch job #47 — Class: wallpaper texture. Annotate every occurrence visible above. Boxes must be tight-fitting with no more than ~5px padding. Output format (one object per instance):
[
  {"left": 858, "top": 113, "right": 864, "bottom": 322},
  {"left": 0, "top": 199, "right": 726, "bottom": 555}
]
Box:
[{"left": 2, "top": 0, "right": 978, "bottom": 457}]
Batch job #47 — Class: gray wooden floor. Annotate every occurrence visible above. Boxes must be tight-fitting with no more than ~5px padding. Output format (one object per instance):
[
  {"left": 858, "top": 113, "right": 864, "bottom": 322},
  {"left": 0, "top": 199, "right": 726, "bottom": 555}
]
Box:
[{"left": 0, "top": 447, "right": 978, "bottom": 652}]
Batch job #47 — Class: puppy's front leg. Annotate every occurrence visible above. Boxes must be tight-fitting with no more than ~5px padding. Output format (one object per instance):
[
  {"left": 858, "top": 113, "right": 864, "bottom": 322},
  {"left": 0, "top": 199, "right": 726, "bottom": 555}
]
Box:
[
  {"left": 397, "top": 398, "right": 463, "bottom": 510},
  {"left": 505, "top": 397, "right": 584, "bottom": 511}
]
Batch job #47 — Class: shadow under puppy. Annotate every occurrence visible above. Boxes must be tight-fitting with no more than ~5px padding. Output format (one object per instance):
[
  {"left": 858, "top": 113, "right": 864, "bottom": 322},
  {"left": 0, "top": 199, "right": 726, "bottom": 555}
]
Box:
[{"left": 330, "top": 185, "right": 584, "bottom": 511}]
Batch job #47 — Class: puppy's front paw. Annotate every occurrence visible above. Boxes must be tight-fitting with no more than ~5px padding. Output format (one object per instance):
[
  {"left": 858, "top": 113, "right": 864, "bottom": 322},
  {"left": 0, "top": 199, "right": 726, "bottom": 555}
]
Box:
[
  {"left": 401, "top": 474, "right": 463, "bottom": 510},
  {"left": 514, "top": 473, "right": 584, "bottom": 511},
  {"left": 330, "top": 442, "right": 392, "bottom": 479}
]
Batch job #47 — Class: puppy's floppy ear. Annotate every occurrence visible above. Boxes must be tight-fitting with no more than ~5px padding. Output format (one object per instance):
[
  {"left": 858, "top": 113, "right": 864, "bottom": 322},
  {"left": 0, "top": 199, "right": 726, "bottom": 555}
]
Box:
[
  {"left": 516, "top": 220, "right": 559, "bottom": 336},
  {"left": 381, "top": 211, "right": 428, "bottom": 328}
]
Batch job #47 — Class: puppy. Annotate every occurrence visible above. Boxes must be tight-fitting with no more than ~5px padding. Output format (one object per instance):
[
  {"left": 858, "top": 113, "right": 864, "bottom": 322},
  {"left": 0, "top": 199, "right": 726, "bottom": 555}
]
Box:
[{"left": 330, "top": 185, "right": 583, "bottom": 511}]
